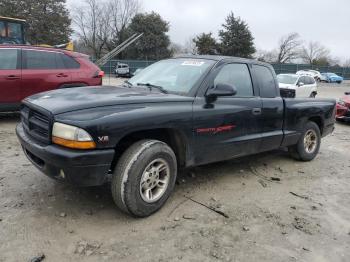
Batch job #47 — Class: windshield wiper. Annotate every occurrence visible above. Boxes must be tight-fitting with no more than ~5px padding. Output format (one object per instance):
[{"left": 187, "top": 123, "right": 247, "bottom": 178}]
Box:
[
  {"left": 123, "top": 80, "right": 133, "bottom": 88},
  {"left": 137, "top": 82, "right": 168, "bottom": 94}
]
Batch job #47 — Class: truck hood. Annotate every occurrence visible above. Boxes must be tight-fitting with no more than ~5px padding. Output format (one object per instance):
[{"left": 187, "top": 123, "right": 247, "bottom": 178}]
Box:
[{"left": 24, "top": 86, "right": 193, "bottom": 115}]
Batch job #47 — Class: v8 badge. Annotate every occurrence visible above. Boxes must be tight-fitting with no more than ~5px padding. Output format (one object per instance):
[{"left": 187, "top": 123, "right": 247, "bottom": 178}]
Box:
[{"left": 98, "top": 136, "right": 109, "bottom": 143}]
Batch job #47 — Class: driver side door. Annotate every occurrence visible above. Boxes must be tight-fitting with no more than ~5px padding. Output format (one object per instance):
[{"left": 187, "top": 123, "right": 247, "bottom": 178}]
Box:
[{"left": 192, "top": 63, "right": 262, "bottom": 166}]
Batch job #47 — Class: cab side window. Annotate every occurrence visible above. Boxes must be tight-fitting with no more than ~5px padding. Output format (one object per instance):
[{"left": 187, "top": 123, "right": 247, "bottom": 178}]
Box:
[
  {"left": 7, "top": 22, "right": 22, "bottom": 39},
  {"left": 213, "top": 63, "right": 253, "bottom": 97},
  {"left": 304, "top": 77, "right": 311, "bottom": 85},
  {"left": 306, "top": 76, "right": 315, "bottom": 85},
  {"left": 0, "top": 21, "right": 6, "bottom": 37},
  {"left": 297, "top": 76, "right": 305, "bottom": 85},
  {"left": 253, "top": 65, "right": 276, "bottom": 98}
]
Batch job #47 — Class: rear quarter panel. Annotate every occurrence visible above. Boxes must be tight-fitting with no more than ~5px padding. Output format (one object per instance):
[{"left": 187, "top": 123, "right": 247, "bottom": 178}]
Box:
[
  {"left": 282, "top": 98, "right": 336, "bottom": 146},
  {"left": 71, "top": 57, "right": 102, "bottom": 86}
]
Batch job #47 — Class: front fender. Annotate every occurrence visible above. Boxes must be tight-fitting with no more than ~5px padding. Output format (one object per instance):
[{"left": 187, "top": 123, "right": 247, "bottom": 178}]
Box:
[{"left": 54, "top": 102, "right": 194, "bottom": 150}]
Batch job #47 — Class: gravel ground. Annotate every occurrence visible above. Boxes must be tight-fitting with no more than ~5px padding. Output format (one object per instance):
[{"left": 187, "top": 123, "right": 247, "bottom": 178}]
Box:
[{"left": 0, "top": 80, "right": 350, "bottom": 262}]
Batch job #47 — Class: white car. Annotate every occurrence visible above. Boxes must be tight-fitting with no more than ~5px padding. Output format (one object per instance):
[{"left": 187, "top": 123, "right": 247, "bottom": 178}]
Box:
[
  {"left": 115, "top": 63, "right": 130, "bottom": 77},
  {"left": 296, "top": 69, "right": 326, "bottom": 82},
  {"left": 277, "top": 74, "right": 317, "bottom": 98}
]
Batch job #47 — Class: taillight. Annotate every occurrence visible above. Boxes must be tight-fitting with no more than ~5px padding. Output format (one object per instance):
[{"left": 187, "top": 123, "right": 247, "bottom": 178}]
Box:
[{"left": 93, "top": 70, "right": 104, "bottom": 78}]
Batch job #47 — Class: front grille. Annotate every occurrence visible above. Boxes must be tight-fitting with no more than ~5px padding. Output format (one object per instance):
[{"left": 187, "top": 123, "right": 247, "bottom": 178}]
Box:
[
  {"left": 280, "top": 88, "right": 295, "bottom": 98},
  {"left": 21, "top": 104, "right": 51, "bottom": 144}
]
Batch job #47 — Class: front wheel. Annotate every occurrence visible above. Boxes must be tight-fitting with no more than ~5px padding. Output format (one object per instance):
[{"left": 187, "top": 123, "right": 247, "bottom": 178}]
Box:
[
  {"left": 310, "top": 92, "right": 317, "bottom": 98},
  {"left": 289, "top": 121, "right": 321, "bottom": 161},
  {"left": 111, "top": 139, "right": 177, "bottom": 217}
]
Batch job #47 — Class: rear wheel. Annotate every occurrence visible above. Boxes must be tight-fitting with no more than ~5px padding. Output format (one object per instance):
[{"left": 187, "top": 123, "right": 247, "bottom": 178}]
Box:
[
  {"left": 310, "top": 92, "right": 317, "bottom": 98},
  {"left": 289, "top": 121, "right": 321, "bottom": 161},
  {"left": 111, "top": 139, "right": 177, "bottom": 217},
  {"left": 58, "top": 83, "right": 86, "bottom": 89}
]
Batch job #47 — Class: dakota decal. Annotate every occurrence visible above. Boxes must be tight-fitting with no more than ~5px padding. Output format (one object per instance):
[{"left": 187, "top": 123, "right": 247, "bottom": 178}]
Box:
[{"left": 196, "top": 124, "right": 236, "bottom": 134}]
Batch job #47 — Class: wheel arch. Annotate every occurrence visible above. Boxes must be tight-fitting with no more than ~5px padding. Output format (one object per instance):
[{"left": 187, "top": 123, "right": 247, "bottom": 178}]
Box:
[
  {"left": 58, "top": 82, "right": 88, "bottom": 89},
  {"left": 111, "top": 128, "right": 189, "bottom": 172},
  {"left": 308, "top": 116, "right": 324, "bottom": 134}
]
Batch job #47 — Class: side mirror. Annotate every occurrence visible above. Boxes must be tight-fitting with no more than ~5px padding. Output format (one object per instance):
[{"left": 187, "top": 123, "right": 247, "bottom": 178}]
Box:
[
  {"left": 297, "top": 82, "right": 304, "bottom": 87},
  {"left": 206, "top": 83, "right": 237, "bottom": 103}
]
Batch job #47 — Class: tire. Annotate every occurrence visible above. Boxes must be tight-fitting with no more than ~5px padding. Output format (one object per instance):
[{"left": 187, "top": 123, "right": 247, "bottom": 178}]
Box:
[
  {"left": 58, "top": 83, "right": 86, "bottom": 89},
  {"left": 111, "top": 139, "right": 177, "bottom": 217},
  {"left": 289, "top": 121, "right": 321, "bottom": 161},
  {"left": 310, "top": 92, "right": 317, "bottom": 98}
]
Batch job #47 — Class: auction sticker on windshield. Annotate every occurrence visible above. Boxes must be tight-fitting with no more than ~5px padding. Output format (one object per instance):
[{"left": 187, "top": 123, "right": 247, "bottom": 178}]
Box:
[{"left": 181, "top": 60, "right": 205, "bottom": 66}]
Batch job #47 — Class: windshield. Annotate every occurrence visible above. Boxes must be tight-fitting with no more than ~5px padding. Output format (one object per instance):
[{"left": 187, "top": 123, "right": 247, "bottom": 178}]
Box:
[
  {"left": 128, "top": 58, "right": 215, "bottom": 95},
  {"left": 277, "top": 74, "right": 298, "bottom": 85}
]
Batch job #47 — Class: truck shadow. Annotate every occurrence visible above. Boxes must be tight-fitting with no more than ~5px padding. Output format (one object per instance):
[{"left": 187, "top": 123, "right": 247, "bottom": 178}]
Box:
[{"left": 44, "top": 149, "right": 293, "bottom": 220}]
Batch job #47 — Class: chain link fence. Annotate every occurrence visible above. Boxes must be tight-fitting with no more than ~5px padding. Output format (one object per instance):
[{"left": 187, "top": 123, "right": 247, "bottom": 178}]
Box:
[
  {"left": 271, "top": 63, "right": 350, "bottom": 79},
  {"left": 100, "top": 59, "right": 156, "bottom": 76}
]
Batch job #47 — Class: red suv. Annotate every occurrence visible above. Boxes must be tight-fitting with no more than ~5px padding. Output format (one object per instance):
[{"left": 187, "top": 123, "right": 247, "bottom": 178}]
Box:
[{"left": 0, "top": 45, "right": 104, "bottom": 111}]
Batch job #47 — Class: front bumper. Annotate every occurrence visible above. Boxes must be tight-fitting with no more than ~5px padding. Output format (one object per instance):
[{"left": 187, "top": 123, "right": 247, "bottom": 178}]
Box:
[{"left": 16, "top": 123, "right": 115, "bottom": 186}]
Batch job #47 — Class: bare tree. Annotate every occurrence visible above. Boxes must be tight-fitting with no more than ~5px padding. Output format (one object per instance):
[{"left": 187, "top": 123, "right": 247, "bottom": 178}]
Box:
[
  {"left": 184, "top": 37, "right": 197, "bottom": 55},
  {"left": 72, "top": 0, "right": 139, "bottom": 59},
  {"left": 169, "top": 42, "right": 184, "bottom": 56},
  {"left": 343, "top": 59, "right": 350, "bottom": 67},
  {"left": 107, "top": 0, "right": 140, "bottom": 50},
  {"left": 328, "top": 56, "right": 341, "bottom": 66},
  {"left": 254, "top": 49, "right": 277, "bottom": 63},
  {"left": 300, "top": 41, "right": 330, "bottom": 64},
  {"left": 276, "top": 32, "right": 302, "bottom": 63},
  {"left": 72, "top": 0, "right": 112, "bottom": 59}
]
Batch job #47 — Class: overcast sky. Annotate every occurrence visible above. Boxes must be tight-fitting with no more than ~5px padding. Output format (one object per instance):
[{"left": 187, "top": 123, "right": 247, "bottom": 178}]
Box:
[{"left": 67, "top": 0, "right": 349, "bottom": 61}]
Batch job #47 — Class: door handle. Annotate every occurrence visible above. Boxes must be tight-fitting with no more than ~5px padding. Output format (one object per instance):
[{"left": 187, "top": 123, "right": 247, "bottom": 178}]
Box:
[
  {"left": 252, "top": 108, "right": 262, "bottom": 115},
  {"left": 56, "top": 73, "right": 68, "bottom": 77},
  {"left": 6, "top": 75, "right": 20, "bottom": 80}
]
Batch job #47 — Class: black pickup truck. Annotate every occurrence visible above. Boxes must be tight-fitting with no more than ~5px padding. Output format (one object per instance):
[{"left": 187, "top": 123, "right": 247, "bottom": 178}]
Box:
[{"left": 17, "top": 56, "right": 336, "bottom": 217}]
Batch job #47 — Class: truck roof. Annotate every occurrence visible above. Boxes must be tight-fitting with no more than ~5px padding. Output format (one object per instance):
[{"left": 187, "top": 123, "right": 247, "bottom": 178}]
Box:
[{"left": 175, "top": 55, "right": 272, "bottom": 67}]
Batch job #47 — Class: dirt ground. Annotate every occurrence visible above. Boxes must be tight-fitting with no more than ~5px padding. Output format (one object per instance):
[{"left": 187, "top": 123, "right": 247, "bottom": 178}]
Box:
[{"left": 1, "top": 80, "right": 350, "bottom": 262}]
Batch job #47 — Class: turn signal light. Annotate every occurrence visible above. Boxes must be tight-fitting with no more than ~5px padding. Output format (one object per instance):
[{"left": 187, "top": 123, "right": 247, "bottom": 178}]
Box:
[{"left": 52, "top": 136, "right": 96, "bottom": 149}]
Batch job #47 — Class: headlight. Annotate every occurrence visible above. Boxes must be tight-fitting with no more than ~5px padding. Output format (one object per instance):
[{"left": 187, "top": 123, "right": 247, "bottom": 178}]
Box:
[
  {"left": 338, "top": 99, "right": 346, "bottom": 107},
  {"left": 52, "top": 122, "right": 96, "bottom": 149}
]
